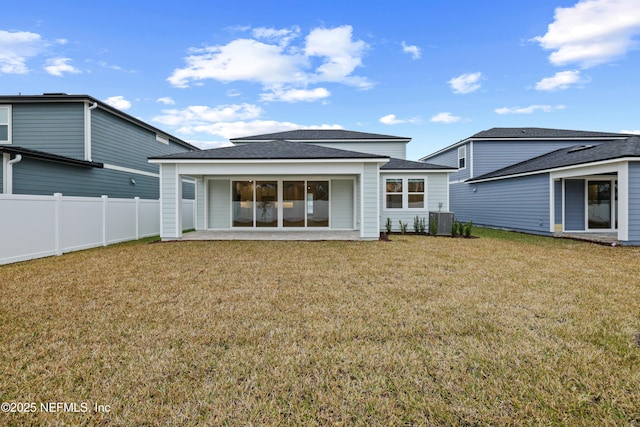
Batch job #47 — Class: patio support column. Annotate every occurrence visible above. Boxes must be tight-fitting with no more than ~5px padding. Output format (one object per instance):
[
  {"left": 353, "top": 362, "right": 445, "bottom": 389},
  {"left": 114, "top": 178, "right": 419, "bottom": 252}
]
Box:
[
  {"left": 618, "top": 162, "right": 629, "bottom": 241},
  {"left": 196, "top": 177, "right": 206, "bottom": 230},
  {"left": 159, "top": 163, "right": 183, "bottom": 240}
]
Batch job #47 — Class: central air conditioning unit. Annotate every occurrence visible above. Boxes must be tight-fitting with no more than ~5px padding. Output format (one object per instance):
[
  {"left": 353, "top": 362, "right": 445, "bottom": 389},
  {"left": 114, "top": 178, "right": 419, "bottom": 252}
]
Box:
[{"left": 429, "top": 211, "right": 454, "bottom": 236}]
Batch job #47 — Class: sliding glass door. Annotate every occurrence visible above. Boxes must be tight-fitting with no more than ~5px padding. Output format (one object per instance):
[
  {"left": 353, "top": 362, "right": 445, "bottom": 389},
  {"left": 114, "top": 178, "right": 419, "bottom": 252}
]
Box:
[
  {"left": 283, "top": 181, "right": 305, "bottom": 227},
  {"left": 587, "top": 180, "right": 612, "bottom": 229},
  {"left": 232, "top": 179, "right": 331, "bottom": 228}
]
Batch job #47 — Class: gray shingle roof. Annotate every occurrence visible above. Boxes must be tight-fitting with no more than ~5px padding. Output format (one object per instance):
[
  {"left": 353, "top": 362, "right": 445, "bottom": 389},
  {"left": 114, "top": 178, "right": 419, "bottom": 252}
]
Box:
[
  {"left": 471, "top": 127, "right": 631, "bottom": 139},
  {"left": 230, "top": 129, "right": 411, "bottom": 142},
  {"left": 468, "top": 136, "right": 640, "bottom": 182},
  {"left": 149, "top": 140, "right": 389, "bottom": 160},
  {"left": 381, "top": 158, "right": 454, "bottom": 171}
]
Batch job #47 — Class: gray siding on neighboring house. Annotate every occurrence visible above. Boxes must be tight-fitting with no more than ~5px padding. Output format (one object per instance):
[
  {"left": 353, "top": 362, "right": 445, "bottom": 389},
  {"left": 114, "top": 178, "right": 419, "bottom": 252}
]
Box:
[
  {"left": 8, "top": 156, "right": 195, "bottom": 199},
  {"left": 330, "top": 179, "right": 354, "bottom": 229},
  {"left": 450, "top": 173, "right": 551, "bottom": 234},
  {"left": 428, "top": 143, "right": 469, "bottom": 182},
  {"left": 564, "top": 179, "right": 585, "bottom": 231},
  {"left": 11, "top": 157, "right": 161, "bottom": 199},
  {"left": 628, "top": 162, "right": 640, "bottom": 242},
  {"left": 91, "top": 108, "right": 190, "bottom": 174},
  {"left": 472, "top": 140, "right": 589, "bottom": 177},
  {"left": 12, "top": 103, "right": 85, "bottom": 159},
  {"left": 554, "top": 180, "right": 562, "bottom": 227},
  {"left": 311, "top": 142, "right": 406, "bottom": 159}
]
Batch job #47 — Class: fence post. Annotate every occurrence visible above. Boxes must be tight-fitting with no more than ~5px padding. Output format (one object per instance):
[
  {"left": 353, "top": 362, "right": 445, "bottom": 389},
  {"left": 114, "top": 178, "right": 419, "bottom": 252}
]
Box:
[
  {"left": 135, "top": 197, "right": 140, "bottom": 240},
  {"left": 54, "top": 193, "right": 63, "bottom": 256},
  {"left": 102, "top": 195, "right": 108, "bottom": 246}
]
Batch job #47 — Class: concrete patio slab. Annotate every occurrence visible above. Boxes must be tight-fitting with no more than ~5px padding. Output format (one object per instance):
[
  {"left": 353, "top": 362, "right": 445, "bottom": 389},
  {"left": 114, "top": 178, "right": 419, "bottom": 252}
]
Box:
[{"left": 178, "top": 230, "right": 363, "bottom": 241}]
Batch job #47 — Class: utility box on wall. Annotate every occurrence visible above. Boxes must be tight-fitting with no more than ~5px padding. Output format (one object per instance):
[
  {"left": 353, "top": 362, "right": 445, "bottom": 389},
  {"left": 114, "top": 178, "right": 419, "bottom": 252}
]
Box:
[{"left": 429, "top": 211, "right": 454, "bottom": 236}]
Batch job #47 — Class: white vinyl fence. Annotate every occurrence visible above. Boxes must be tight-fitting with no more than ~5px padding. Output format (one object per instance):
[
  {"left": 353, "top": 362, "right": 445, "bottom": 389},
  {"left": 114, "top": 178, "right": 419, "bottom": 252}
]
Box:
[{"left": 0, "top": 193, "right": 195, "bottom": 265}]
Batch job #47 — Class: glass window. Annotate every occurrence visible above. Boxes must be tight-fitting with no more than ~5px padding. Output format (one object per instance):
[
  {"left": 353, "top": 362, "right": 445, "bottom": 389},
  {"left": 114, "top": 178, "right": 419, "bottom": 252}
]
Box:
[
  {"left": 307, "top": 181, "right": 329, "bottom": 227},
  {"left": 283, "top": 181, "right": 305, "bottom": 227},
  {"left": 408, "top": 179, "right": 424, "bottom": 209},
  {"left": 458, "top": 146, "right": 466, "bottom": 169},
  {"left": 0, "top": 106, "right": 10, "bottom": 143},
  {"left": 256, "top": 181, "right": 278, "bottom": 227},
  {"left": 386, "top": 178, "right": 403, "bottom": 209},
  {"left": 232, "top": 181, "right": 254, "bottom": 227}
]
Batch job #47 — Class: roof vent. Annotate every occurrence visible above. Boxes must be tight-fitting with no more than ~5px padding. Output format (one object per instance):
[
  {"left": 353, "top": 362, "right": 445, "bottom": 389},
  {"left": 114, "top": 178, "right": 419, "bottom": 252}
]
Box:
[{"left": 568, "top": 145, "right": 594, "bottom": 153}]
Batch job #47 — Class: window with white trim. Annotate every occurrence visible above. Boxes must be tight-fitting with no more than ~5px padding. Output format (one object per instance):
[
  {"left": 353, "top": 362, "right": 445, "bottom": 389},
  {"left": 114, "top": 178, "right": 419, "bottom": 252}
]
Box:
[
  {"left": 385, "top": 177, "right": 426, "bottom": 209},
  {"left": 385, "top": 178, "right": 403, "bottom": 209},
  {"left": 0, "top": 105, "right": 11, "bottom": 144},
  {"left": 408, "top": 179, "right": 425, "bottom": 208},
  {"left": 458, "top": 146, "right": 466, "bottom": 169}
]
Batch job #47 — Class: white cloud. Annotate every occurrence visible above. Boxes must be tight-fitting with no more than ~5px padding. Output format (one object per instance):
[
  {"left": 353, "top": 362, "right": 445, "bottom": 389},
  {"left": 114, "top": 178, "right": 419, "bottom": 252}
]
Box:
[
  {"left": 494, "top": 104, "right": 566, "bottom": 114},
  {"left": 261, "top": 87, "right": 330, "bottom": 102},
  {"left": 401, "top": 41, "right": 421, "bottom": 59},
  {"left": 152, "top": 103, "right": 264, "bottom": 127},
  {"left": 156, "top": 97, "right": 176, "bottom": 105},
  {"left": 533, "top": 0, "right": 640, "bottom": 67},
  {"left": 535, "top": 70, "right": 589, "bottom": 91},
  {"left": 55, "top": 38, "right": 68, "bottom": 45},
  {"left": 168, "top": 25, "right": 372, "bottom": 97},
  {"left": 0, "top": 30, "right": 45, "bottom": 74},
  {"left": 379, "top": 114, "right": 420, "bottom": 125},
  {"left": 183, "top": 121, "right": 342, "bottom": 140},
  {"left": 104, "top": 96, "right": 132, "bottom": 110},
  {"left": 430, "top": 112, "right": 461, "bottom": 123},
  {"left": 621, "top": 129, "right": 640, "bottom": 134},
  {"left": 252, "top": 26, "right": 300, "bottom": 46},
  {"left": 448, "top": 72, "right": 482, "bottom": 94},
  {"left": 44, "top": 57, "right": 81, "bottom": 76}
]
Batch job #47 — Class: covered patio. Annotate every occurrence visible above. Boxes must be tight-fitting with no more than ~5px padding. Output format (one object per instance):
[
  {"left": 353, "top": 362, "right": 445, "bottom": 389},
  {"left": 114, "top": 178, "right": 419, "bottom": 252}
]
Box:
[{"left": 178, "top": 230, "right": 363, "bottom": 241}]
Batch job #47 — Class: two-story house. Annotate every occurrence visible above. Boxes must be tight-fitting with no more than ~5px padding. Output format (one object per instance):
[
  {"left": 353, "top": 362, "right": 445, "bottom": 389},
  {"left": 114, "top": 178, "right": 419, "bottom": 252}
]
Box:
[
  {"left": 0, "top": 93, "right": 197, "bottom": 199},
  {"left": 421, "top": 127, "right": 640, "bottom": 245}
]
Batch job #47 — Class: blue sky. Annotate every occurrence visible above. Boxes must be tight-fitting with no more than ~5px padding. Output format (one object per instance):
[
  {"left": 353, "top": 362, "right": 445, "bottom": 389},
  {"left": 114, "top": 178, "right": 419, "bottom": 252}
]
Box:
[{"left": 2, "top": 0, "right": 640, "bottom": 159}]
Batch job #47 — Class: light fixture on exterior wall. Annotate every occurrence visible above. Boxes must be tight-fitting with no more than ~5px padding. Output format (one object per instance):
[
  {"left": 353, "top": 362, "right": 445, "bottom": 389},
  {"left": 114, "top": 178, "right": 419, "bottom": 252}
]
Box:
[
  {"left": 130, "top": 178, "right": 136, "bottom": 185},
  {"left": 472, "top": 187, "right": 477, "bottom": 193}
]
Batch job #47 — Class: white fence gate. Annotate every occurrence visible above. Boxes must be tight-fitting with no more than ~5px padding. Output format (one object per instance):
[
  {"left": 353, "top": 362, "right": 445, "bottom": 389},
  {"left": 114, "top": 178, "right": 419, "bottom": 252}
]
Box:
[{"left": 0, "top": 194, "right": 195, "bottom": 265}]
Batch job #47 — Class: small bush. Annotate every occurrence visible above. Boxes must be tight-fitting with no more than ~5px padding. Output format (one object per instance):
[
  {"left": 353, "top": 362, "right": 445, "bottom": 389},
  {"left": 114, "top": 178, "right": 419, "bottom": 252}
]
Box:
[
  {"left": 464, "top": 221, "right": 473, "bottom": 238},
  {"left": 430, "top": 216, "right": 438, "bottom": 236},
  {"left": 399, "top": 220, "right": 408, "bottom": 235},
  {"left": 418, "top": 217, "right": 427, "bottom": 234},
  {"left": 385, "top": 217, "right": 393, "bottom": 234},
  {"left": 413, "top": 216, "right": 420, "bottom": 234}
]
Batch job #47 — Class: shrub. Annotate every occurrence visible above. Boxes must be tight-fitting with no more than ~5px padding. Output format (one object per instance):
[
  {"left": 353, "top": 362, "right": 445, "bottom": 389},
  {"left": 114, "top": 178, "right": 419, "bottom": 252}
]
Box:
[
  {"left": 464, "top": 221, "right": 473, "bottom": 238},
  {"left": 399, "top": 220, "right": 408, "bottom": 235},
  {"left": 430, "top": 216, "right": 438, "bottom": 236},
  {"left": 418, "top": 217, "right": 427, "bottom": 234},
  {"left": 385, "top": 217, "right": 393, "bottom": 234},
  {"left": 413, "top": 216, "right": 420, "bottom": 234}
]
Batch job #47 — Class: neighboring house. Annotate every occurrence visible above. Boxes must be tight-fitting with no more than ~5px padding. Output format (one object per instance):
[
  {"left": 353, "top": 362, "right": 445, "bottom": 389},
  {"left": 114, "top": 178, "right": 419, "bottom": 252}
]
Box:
[
  {"left": 421, "top": 127, "right": 640, "bottom": 245},
  {"left": 0, "top": 93, "right": 198, "bottom": 199},
  {"left": 149, "top": 130, "right": 454, "bottom": 240}
]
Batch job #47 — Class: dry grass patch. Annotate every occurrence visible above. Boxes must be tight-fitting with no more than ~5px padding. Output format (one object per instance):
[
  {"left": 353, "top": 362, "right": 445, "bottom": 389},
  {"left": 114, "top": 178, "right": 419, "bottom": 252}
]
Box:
[{"left": 1, "top": 230, "right": 639, "bottom": 425}]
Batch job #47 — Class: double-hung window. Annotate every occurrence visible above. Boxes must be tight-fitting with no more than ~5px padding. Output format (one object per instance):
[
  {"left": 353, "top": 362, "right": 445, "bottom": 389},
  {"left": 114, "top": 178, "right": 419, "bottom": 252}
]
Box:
[
  {"left": 0, "top": 105, "right": 11, "bottom": 144},
  {"left": 385, "top": 177, "right": 426, "bottom": 209},
  {"left": 458, "top": 146, "right": 466, "bottom": 169},
  {"left": 385, "top": 179, "right": 403, "bottom": 209}
]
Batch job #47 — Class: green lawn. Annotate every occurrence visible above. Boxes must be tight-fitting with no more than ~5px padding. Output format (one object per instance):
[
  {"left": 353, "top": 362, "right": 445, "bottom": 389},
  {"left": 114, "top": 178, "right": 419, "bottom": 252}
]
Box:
[{"left": 1, "top": 229, "right": 639, "bottom": 425}]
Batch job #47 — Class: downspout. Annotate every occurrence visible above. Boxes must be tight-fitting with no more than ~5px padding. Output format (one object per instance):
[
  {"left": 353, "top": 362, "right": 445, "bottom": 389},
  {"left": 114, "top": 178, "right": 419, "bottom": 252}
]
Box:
[
  {"left": 5, "top": 154, "right": 22, "bottom": 194},
  {"left": 85, "top": 102, "right": 98, "bottom": 161}
]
